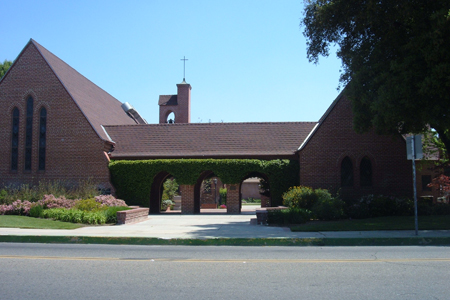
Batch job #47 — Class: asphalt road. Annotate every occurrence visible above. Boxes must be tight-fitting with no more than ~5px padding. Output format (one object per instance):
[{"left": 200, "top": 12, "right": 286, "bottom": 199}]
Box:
[{"left": 0, "top": 243, "right": 449, "bottom": 300}]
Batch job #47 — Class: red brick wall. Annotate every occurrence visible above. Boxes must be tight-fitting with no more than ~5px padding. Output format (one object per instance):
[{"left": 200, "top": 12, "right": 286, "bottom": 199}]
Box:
[
  {"left": 180, "top": 185, "right": 195, "bottom": 214},
  {"left": 0, "top": 43, "right": 112, "bottom": 190},
  {"left": 226, "top": 184, "right": 241, "bottom": 213},
  {"left": 299, "top": 95, "right": 412, "bottom": 200}
]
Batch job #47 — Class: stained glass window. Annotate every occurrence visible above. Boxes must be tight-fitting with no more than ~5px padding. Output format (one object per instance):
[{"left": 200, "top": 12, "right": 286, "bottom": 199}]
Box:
[{"left": 341, "top": 156, "right": 353, "bottom": 187}]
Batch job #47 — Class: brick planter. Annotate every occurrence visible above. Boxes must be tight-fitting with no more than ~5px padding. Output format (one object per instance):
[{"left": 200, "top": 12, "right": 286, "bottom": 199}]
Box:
[
  {"left": 256, "top": 206, "right": 288, "bottom": 225},
  {"left": 116, "top": 206, "right": 149, "bottom": 225}
]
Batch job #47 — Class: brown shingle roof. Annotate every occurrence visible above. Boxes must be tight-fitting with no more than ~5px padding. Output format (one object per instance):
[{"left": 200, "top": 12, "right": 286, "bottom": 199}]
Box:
[
  {"left": 158, "top": 95, "right": 177, "bottom": 105},
  {"left": 103, "top": 122, "right": 317, "bottom": 159},
  {"left": 31, "top": 39, "right": 136, "bottom": 141}
]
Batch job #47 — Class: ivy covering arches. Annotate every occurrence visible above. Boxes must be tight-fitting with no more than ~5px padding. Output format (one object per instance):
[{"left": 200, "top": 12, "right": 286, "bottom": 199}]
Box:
[{"left": 109, "top": 159, "right": 299, "bottom": 207}]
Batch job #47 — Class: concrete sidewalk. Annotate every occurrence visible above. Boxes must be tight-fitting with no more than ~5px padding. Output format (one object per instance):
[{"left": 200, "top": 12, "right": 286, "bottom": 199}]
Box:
[{"left": 1, "top": 213, "right": 450, "bottom": 240}]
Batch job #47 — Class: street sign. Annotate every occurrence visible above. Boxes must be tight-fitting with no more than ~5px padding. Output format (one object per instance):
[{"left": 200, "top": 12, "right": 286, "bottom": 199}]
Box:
[
  {"left": 406, "top": 135, "right": 423, "bottom": 160},
  {"left": 406, "top": 135, "right": 422, "bottom": 236}
]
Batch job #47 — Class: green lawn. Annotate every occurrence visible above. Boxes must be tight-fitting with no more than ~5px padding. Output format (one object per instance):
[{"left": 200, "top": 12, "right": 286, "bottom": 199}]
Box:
[
  {"left": 0, "top": 215, "right": 84, "bottom": 229},
  {"left": 291, "top": 215, "right": 450, "bottom": 232}
]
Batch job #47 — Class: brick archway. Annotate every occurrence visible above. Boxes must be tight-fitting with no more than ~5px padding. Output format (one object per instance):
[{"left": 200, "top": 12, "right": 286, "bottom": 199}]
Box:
[
  {"left": 239, "top": 172, "right": 271, "bottom": 208},
  {"left": 149, "top": 171, "right": 172, "bottom": 214},
  {"left": 191, "top": 171, "right": 241, "bottom": 214}
]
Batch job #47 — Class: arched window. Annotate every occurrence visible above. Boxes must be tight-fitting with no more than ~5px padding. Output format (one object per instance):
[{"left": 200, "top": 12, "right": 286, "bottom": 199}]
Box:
[
  {"left": 24, "top": 96, "right": 33, "bottom": 170},
  {"left": 360, "top": 156, "right": 372, "bottom": 187},
  {"left": 167, "top": 112, "right": 175, "bottom": 123},
  {"left": 38, "top": 107, "right": 47, "bottom": 170},
  {"left": 11, "top": 108, "right": 19, "bottom": 171},
  {"left": 341, "top": 156, "right": 353, "bottom": 187}
]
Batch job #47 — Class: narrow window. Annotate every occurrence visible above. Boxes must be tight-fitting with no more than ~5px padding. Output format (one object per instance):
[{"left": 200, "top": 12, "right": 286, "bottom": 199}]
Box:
[
  {"left": 422, "top": 175, "right": 432, "bottom": 192},
  {"left": 24, "top": 96, "right": 33, "bottom": 170},
  {"left": 360, "top": 156, "right": 373, "bottom": 187},
  {"left": 38, "top": 107, "right": 47, "bottom": 170},
  {"left": 341, "top": 156, "right": 353, "bottom": 187},
  {"left": 11, "top": 108, "right": 19, "bottom": 171}
]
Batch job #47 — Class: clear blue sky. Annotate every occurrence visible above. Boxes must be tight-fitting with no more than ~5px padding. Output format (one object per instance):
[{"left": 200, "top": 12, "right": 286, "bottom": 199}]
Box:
[{"left": 2, "top": 0, "right": 342, "bottom": 124}]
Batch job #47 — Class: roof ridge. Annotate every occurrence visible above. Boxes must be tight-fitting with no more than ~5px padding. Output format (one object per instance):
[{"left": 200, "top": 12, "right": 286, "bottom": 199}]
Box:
[
  {"left": 29, "top": 39, "right": 136, "bottom": 142},
  {"left": 297, "top": 88, "right": 347, "bottom": 151},
  {"left": 31, "top": 39, "right": 122, "bottom": 106},
  {"left": 103, "top": 121, "right": 319, "bottom": 128}
]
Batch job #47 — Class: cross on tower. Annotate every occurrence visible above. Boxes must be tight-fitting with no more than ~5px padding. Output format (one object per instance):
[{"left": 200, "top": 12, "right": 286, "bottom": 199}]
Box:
[{"left": 180, "top": 56, "right": 188, "bottom": 81}]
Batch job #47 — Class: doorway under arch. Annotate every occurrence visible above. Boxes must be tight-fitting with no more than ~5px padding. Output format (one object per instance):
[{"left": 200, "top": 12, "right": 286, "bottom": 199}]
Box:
[
  {"left": 193, "top": 171, "right": 227, "bottom": 214},
  {"left": 149, "top": 171, "right": 179, "bottom": 214},
  {"left": 239, "top": 172, "right": 271, "bottom": 211}
]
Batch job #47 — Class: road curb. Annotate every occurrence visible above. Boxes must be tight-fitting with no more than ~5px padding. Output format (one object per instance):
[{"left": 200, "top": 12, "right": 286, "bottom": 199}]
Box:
[{"left": 1, "top": 235, "right": 450, "bottom": 246}]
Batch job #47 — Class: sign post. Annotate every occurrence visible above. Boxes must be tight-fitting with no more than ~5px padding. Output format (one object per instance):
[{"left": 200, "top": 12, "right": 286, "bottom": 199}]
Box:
[{"left": 406, "top": 135, "right": 422, "bottom": 236}]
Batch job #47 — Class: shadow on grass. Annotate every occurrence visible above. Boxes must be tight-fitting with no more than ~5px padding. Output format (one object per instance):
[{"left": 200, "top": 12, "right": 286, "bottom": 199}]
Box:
[{"left": 291, "top": 215, "right": 450, "bottom": 232}]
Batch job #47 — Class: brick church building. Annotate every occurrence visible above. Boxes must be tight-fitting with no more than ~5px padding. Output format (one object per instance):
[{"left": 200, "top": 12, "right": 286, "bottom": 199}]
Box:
[{"left": 0, "top": 39, "right": 435, "bottom": 212}]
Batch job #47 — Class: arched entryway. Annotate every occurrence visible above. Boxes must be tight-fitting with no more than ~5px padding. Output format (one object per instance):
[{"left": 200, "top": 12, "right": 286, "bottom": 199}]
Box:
[
  {"left": 193, "top": 171, "right": 227, "bottom": 213},
  {"left": 149, "top": 171, "right": 179, "bottom": 214},
  {"left": 239, "top": 172, "right": 271, "bottom": 211}
]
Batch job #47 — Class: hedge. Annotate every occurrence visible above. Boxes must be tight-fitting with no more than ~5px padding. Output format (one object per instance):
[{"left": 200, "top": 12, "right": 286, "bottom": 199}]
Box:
[{"left": 109, "top": 159, "right": 299, "bottom": 207}]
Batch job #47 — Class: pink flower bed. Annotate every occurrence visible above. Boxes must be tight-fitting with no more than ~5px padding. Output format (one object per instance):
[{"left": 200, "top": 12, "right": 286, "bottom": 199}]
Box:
[
  {"left": 94, "top": 195, "right": 127, "bottom": 207},
  {"left": 0, "top": 194, "right": 127, "bottom": 216}
]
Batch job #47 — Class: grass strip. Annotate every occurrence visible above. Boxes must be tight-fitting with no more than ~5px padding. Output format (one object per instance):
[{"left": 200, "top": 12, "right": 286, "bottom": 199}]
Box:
[
  {"left": 291, "top": 215, "right": 450, "bottom": 232},
  {"left": 0, "top": 215, "right": 83, "bottom": 229},
  {"left": 0, "top": 235, "right": 449, "bottom": 246}
]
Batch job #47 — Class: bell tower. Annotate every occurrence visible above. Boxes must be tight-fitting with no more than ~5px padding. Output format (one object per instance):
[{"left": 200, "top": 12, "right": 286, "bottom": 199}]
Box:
[{"left": 158, "top": 80, "right": 191, "bottom": 124}]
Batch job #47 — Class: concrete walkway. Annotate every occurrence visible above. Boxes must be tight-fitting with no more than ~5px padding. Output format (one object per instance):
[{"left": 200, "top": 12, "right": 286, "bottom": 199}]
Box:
[{"left": 1, "top": 210, "right": 450, "bottom": 240}]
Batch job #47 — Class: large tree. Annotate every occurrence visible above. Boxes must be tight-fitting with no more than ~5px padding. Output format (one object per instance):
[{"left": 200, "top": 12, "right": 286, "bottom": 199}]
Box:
[
  {"left": 0, "top": 60, "right": 12, "bottom": 79},
  {"left": 302, "top": 0, "right": 450, "bottom": 156}
]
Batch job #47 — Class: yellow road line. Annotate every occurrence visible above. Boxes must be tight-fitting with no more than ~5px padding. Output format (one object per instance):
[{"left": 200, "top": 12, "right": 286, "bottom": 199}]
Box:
[{"left": 1, "top": 256, "right": 450, "bottom": 263}]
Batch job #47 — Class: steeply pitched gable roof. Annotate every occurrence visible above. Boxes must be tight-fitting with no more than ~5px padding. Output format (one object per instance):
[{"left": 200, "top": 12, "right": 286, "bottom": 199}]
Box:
[
  {"left": 298, "top": 89, "right": 346, "bottom": 151},
  {"left": 29, "top": 39, "right": 136, "bottom": 141},
  {"left": 103, "top": 122, "right": 317, "bottom": 159}
]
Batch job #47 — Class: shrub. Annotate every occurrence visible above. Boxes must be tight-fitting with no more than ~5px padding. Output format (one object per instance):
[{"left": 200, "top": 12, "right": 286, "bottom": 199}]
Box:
[
  {"left": 37, "top": 195, "right": 77, "bottom": 210},
  {"left": 104, "top": 206, "right": 130, "bottom": 223},
  {"left": 0, "top": 189, "right": 8, "bottom": 204},
  {"left": 345, "top": 194, "right": 414, "bottom": 219},
  {"left": 267, "top": 208, "right": 311, "bottom": 225},
  {"left": 219, "top": 188, "right": 227, "bottom": 205},
  {"left": 82, "top": 211, "right": 107, "bottom": 225},
  {"left": 29, "top": 204, "right": 44, "bottom": 218},
  {"left": 161, "top": 178, "right": 179, "bottom": 201},
  {"left": 431, "top": 203, "right": 450, "bottom": 215},
  {"left": 94, "top": 195, "right": 127, "bottom": 207},
  {"left": 0, "top": 179, "right": 100, "bottom": 204},
  {"left": 42, "top": 208, "right": 107, "bottom": 224},
  {"left": 161, "top": 200, "right": 173, "bottom": 211},
  {"left": 282, "top": 186, "right": 318, "bottom": 210},
  {"left": 312, "top": 196, "right": 345, "bottom": 221},
  {"left": 0, "top": 200, "right": 34, "bottom": 215},
  {"left": 75, "top": 198, "right": 105, "bottom": 212}
]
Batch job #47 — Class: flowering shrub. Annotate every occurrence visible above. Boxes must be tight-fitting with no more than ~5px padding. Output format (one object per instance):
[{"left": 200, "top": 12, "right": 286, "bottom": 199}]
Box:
[
  {"left": 94, "top": 195, "right": 127, "bottom": 207},
  {"left": 0, "top": 200, "right": 33, "bottom": 215},
  {"left": 219, "top": 204, "right": 227, "bottom": 209},
  {"left": 282, "top": 186, "right": 318, "bottom": 210},
  {"left": 37, "top": 194, "right": 77, "bottom": 210},
  {"left": 0, "top": 194, "right": 127, "bottom": 216}
]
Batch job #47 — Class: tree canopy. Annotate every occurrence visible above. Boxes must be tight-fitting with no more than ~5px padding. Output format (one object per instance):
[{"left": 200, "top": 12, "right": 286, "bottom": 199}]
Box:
[
  {"left": 302, "top": 0, "right": 450, "bottom": 156},
  {"left": 0, "top": 60, "right": 12, "bottom": 79}
]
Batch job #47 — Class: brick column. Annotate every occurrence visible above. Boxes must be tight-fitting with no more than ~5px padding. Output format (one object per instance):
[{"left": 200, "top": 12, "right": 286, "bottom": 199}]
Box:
[
  {"left": 226, "top": 184, "right": 241, "bottom": 214},
  {"left": 260, "top": 195, "right": 271, "bottom": 207},
  {"left": 180, "top": 185, "right": 195, "bottom": 214}
]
